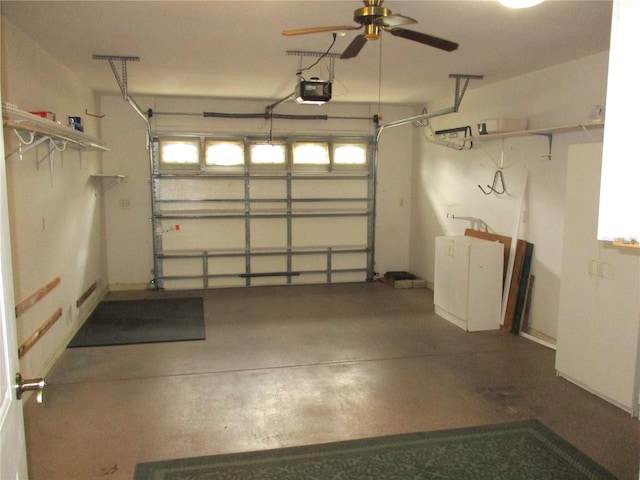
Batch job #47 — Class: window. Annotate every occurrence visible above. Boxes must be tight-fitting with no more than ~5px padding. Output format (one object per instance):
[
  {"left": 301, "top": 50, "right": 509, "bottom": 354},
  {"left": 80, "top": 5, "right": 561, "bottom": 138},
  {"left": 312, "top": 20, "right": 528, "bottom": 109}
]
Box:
[
  {"left": 205, "top": 141, "right": 244, "bottom": 166},
  {"left": 250, "top": 143, "right": 286, "bottom": 165},
  {"left": 159, "top": 139, "right": 199, "bottom": 166},
  {"left": 292, "top": 142, "right": 330, "bottom": 165},
  {"left": 333, "top": 143, "right": 367, "bottom": 166}
]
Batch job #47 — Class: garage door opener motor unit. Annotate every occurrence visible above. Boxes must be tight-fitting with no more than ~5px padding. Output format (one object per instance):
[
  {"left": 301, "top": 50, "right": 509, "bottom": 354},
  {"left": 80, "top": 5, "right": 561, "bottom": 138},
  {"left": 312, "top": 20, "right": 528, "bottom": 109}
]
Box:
[{"left": 295, "top": 77, "right": 332, "bottom": 105}]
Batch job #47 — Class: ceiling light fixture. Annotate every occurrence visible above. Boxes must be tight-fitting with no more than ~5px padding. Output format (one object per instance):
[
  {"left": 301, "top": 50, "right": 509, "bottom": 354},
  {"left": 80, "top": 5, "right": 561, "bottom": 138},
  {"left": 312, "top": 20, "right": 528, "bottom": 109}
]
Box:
[{"left": 498, "top": 0, "right": 544, "bottom": 8}]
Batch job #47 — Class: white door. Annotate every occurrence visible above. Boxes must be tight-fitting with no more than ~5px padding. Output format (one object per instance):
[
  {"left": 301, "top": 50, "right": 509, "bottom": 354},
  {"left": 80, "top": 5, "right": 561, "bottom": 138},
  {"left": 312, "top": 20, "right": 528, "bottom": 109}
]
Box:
[{"left": 0, "top": 67, "right": 29, "bottom": 477}]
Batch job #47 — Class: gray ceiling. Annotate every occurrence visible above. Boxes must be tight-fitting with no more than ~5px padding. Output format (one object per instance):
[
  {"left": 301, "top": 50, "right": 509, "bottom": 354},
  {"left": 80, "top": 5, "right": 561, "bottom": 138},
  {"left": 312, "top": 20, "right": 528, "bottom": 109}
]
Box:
[{"left": 1, "top": 0, "right": 613, "bottom": 105}]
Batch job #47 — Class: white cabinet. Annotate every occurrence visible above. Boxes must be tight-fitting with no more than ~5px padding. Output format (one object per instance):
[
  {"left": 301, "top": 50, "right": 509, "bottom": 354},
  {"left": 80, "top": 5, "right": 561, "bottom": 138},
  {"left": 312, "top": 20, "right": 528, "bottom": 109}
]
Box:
[
  {"left": 556, "top": 143, "right": 640, "bottom": 414},
  {"left": 434, "top": 236, "right": 503, "bottom": 331}
]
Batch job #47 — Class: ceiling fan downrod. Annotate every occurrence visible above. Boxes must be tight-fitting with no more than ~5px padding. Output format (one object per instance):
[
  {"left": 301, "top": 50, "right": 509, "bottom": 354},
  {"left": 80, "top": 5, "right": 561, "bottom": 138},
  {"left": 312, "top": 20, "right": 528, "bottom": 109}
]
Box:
[{"left": 355, "top": 0, "right": 388, "bottom": 40}]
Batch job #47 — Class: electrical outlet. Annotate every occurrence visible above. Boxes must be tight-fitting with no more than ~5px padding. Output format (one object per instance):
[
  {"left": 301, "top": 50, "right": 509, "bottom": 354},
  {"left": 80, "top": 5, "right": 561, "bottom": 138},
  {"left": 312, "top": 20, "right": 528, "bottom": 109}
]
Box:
[{"left": 120, "top": 199, "right": 130, "bottom": 210}]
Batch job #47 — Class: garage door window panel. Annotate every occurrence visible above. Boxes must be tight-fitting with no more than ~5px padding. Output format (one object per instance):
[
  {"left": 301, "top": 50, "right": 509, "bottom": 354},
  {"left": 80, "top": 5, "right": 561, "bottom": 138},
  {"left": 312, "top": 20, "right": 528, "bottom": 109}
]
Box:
[{"left": 160, "top": 139, "right": 200, "bottom": 170}]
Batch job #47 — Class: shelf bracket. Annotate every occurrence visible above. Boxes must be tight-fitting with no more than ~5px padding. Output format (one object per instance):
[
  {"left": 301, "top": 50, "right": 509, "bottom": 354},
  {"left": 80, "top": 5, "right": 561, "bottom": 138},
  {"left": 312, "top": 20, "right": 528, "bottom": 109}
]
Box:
[
  {"left": 377, "top": 73, "right": 484, "bottom": 141},
  {"left": 13, "top": 133, "right": 48, "bottom": 158},
  {"left": 532, "top": 132, "right": 553, "bottom": 159},
  {"left": 91, "top": 174, "right": 126, "bottom": 192}
]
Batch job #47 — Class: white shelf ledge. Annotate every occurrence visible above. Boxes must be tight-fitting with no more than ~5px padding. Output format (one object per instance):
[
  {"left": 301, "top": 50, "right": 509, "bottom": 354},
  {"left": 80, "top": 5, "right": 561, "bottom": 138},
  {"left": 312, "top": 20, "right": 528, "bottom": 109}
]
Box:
[
  {"left": 470, "top": 121, "right": 604, "bottom": 158},
  {"left": 2, "top": 103, "right": 110, "bottom": 152},
  {"left": 472, "top": 121, "right": 604, "bottom": 141}
]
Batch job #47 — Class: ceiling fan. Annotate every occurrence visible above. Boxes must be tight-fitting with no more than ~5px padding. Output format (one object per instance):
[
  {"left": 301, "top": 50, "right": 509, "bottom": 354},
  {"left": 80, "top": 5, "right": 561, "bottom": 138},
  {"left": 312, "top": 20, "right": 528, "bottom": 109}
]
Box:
[{"left": 282, "top": 0, "right": 459, "bottom": 59}]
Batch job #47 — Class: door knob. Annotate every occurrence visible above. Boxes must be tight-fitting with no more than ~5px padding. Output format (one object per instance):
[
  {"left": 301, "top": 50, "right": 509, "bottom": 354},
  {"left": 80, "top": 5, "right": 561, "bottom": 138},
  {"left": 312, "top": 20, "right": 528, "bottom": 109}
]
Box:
[{"left": 15, "top": 373, "right": 47, "bottom": 404}]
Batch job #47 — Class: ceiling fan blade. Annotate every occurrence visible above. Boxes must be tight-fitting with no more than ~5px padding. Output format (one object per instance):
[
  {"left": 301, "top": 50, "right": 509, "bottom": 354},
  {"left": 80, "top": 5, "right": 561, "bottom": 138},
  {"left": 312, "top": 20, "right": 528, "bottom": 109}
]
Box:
[
  {"left": 375, "top": 14, "right": 417, "bottom": 28},
  {"left": 340, "top": 34, "right": 368, "bottom": 59},
  {"left": 282, "top": 25, "right": 360, "bottom": 36},
  {"left": 387, "top": 28, "right": 459, "bottom": 52}
]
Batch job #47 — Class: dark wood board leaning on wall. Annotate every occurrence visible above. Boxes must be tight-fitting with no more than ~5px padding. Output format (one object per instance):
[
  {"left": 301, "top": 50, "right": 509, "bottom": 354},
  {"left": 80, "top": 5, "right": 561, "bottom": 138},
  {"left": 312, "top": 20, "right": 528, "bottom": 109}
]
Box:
[
  {"left": 511, "top": 242, "right": 534, "bottom": 334},
  {"left": 518, "top": 274, "right": 535, "bottom": 334},
  {"left": 464, "top": 229, "right": 528, "bottom": 332}
]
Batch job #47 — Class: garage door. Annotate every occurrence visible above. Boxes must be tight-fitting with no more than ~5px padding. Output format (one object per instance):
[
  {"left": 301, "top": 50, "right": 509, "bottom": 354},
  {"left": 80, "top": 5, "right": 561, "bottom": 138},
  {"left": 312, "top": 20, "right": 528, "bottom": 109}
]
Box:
[{"left": 151, "top": 135, "right": 375, "bottom": 289}]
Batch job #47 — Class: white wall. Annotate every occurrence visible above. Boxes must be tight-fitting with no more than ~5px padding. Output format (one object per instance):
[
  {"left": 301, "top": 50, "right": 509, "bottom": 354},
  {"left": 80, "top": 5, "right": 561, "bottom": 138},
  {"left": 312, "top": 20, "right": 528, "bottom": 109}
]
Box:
[
  {"left": 100, "top": 95, "right": 155, "bottom": 289},
  {"left": 100, "top": 95, "right": 415, "bottom": 288},
  {"left": 1, "top": 18, "right": 109, "bottom": 379},
  {"left": 409, "top": 52, "right": 609, "bottom": 341}
]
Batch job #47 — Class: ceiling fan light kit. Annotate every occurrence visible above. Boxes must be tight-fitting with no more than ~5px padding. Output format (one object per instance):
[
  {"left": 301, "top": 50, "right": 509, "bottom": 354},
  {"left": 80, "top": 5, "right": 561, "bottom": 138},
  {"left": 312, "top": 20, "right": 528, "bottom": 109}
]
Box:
[{"left": 498, "top": 0, "right": 544, "bottom": 8}]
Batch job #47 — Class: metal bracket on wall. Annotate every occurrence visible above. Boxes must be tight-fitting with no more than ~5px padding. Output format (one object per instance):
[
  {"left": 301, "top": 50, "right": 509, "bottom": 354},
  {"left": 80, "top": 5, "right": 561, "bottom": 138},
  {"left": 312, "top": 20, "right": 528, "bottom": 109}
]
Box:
[
  {"left": 449, "top": 74, "right": 485, "bottom": 112},
  {"left": 92, "top": 54, "right": 140, "bottom": 101},
  {"left": 93, "top": 54, "right": 149, "bottom": 127},
  {"left": 536, "top": 133, "right": 553, "bottom": 159},
  {"left": 90, "top": 174, "right": 127, "bottom": 192},
  {"left": 376, "top": 73, "right": 484, "bottom": 140},
  {"left": 286, "top": 50, "right": 341, "bottom": 82}
]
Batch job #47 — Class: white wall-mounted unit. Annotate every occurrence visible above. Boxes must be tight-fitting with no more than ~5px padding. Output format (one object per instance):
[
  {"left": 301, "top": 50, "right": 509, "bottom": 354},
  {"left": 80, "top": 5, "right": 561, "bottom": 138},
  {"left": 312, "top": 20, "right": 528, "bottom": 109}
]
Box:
[
  {"left": 434, "top": 236, "right": 503, "bottom": 331},
  {"left": 556, "top": 143, "right": 640, "bottom": 415}
]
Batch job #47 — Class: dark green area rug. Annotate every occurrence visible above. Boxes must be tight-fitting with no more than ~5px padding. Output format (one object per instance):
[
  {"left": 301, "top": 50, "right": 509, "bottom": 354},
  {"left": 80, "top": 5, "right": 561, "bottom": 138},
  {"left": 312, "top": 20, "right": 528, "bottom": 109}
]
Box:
[
  {"left": 68, "top": 297, "right": 205, "bottom": 348},
  {"left": 134, "top": 420, "right": 617, "bottom": 479}
]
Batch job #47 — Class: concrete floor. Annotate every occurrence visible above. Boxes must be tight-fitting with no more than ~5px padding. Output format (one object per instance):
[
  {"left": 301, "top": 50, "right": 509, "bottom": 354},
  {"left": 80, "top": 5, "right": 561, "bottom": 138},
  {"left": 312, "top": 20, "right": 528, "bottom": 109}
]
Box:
[{"left": 23, "top": 283, "right": 640, "bottom": 479}]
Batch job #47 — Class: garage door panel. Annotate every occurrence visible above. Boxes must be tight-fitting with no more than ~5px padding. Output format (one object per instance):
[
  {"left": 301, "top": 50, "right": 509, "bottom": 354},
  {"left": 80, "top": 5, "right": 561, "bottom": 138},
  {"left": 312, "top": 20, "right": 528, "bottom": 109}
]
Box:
[
  {"left": 160, "top": 178, "right": 245, "bottom": 200},
  {"left": 162, "top": 258, "right": 202, "bottom": 277},
  {"left": 250, "top": 179, "right": 287, "bottom": 198},
  {"left": 161, "top": 219, "right": 245, "bottom": 250},
  {"left": 250, "top": 219, "right": 287, "bottom": 249},
  {"left": 291, "top": 179, "right": 368, "bottom": 198},
  {"left": 158, "top": 200, "right": 244, "bottom": 215},
  {"left": 293, "top": 200, "right": 366, "bottom": 213},
  {"left": 292, "top": 254, "right": 326, "bottom": 272},
  {"left": 250, "top": 255, "right": 287, "bottom": 274},
  {"left": 292, "top": 217, "right": 367, "bottom": 247},
  {"left": 249, "top": 203, "right": 287, "bottom": 215},
  {"left": 332, "top": 252, "right": 368, "bottom": 270},
  {"left": 208, "top": 257, "right": 245, "bottom": 275}
]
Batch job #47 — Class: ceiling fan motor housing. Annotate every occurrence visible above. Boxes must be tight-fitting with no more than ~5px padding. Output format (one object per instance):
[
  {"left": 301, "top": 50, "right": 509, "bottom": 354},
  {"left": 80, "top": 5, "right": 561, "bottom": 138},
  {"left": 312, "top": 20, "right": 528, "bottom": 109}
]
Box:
[{"left": 354, "top": 5, "right": 389, "bottom": 39}]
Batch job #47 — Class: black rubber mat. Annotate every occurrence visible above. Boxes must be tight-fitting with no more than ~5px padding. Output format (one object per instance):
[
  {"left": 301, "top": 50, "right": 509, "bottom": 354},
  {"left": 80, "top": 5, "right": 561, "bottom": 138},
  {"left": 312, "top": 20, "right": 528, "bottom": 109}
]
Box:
[{"left": 68, "top": 297, "right": 205, "bottom": 348}]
